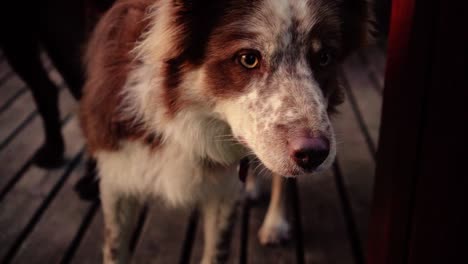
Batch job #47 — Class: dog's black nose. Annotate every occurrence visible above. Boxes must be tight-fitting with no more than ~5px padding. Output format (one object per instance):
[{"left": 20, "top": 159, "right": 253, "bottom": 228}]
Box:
[{"left": 289, "top": 136, "right": 330, "bottom": 171}]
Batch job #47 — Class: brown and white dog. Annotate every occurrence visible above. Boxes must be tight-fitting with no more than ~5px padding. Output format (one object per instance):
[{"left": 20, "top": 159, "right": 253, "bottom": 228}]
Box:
[{"left": 80, "top": 0, "right": 373, "bottom": 263}]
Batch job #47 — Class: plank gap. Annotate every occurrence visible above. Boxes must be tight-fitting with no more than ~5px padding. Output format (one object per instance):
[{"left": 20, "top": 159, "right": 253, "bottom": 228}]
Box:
[
  {"left": 0, "top": 112, "right": 38, "bottom": 152},
  {"left": 0, "top": 87, "right": 28, "bottom": 114}
]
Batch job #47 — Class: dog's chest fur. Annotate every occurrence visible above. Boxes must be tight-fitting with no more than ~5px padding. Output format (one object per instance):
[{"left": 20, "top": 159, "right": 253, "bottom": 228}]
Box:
[{"left": 96, "top": 138, "right": 240, "bottom": 206}]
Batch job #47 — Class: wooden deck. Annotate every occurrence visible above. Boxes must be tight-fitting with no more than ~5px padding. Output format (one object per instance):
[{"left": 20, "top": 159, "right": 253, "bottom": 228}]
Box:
[{"left": 0, "top": 45, "right": 386, "bottom": 264}]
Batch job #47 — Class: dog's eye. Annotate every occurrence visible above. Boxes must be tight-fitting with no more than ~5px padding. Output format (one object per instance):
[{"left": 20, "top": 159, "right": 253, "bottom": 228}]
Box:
[
  {"left": 239, "top": 53, "right": 260, "bottom": 69},
  {"left": 318, "top": 51, "right": 333, "bottom": 67}
]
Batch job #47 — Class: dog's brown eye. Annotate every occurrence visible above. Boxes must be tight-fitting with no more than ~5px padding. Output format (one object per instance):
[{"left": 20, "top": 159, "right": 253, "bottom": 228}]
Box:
[
  {"left": 319, "top": 51, "right": 332, "bottom": 66},
  {"left": 239, "top": 53, "right": 260, "bottom": 69}
]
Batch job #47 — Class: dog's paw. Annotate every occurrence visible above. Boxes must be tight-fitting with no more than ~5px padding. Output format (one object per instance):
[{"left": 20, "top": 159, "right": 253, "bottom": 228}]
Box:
[
  {"left": 245, "top": 180, "right": 260, "bottom": 201},
  {"left": 33, "top": 141, "right": 65, "bottom": 169},
  {"left": 74, "top": 169, "right": 100, "bottom": 201},
  {"left": 258, "top": 218, "right": 290, "bottom": 246}
]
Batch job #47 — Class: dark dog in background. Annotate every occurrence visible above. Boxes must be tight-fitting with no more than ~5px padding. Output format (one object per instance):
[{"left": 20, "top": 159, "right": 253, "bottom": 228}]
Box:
[{"left": 0, "top": 0, "right": 114, "bottom": 199}]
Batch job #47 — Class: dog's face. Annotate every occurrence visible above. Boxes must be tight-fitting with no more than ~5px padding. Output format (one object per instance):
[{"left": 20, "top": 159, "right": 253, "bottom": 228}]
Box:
[{"left": 143, "top": 0, "right": 373, "bottom": 176}]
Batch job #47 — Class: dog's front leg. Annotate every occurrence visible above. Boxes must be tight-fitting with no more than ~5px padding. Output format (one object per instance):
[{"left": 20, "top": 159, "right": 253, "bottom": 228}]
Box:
[
  {"left": 201, "top": 167, "right": 240, "bottom": 264},
  {"left": 201, "top": 197, "right": 238, "bottom": 264},
  {"left": 101, "top": 181, "right": 141, "bottom": 264},
  {"left": 258, "top": 172, "right": 290, "bottom": 245}
]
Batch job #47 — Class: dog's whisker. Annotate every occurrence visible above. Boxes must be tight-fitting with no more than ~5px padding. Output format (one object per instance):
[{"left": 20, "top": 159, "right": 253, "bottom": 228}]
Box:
[{"left": 252, "top": 162, "right": 261, "bottom": 174}]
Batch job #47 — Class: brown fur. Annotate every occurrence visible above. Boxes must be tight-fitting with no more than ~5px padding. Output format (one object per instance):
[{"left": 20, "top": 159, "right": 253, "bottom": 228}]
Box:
[
  {"left": 80, "top": 0, "right": 154, "bottom": 154},
  {"left": 160, "top": 0, "right": 258, "bottom": 113}
]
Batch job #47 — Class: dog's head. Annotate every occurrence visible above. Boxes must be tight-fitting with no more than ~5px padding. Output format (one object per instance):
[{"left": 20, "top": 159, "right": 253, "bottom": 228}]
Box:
[{"left": 138, "top": 0, "right": 373, "bottom": 176}]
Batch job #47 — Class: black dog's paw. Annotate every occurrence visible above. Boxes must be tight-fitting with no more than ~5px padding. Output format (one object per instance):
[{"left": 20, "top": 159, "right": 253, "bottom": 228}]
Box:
[
  {"left": 74, "top": 158, "right": 100, "bottom": 201},
  {"left": 33, "top": 141, "right": 65, "bottom": 169}
]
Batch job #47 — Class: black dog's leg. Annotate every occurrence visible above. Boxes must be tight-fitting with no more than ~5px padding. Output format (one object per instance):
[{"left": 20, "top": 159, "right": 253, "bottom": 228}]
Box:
[
  {"left": 39, "top": 0, "right": 102, "bottom": 200},
  {"left": 74, "top": 157, "right": 100, "bottom": 201},
  {"left": 2, "top": 40, "right": 65, "bottom": 168},
  {"left": 40, "top": 0, "right": 87, "bottom": 100}
]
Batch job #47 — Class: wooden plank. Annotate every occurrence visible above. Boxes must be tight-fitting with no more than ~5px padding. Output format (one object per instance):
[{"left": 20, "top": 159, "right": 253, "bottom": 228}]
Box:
[
  {"left": 0, "top": 92, "right": 37, "bottom": 145},
  {"left": 132, "top": 203, "right": 192, "bottom": 263},
  {"left": 342, "top": 55, "right": 383, "bottom": 151},
  {"left": 332, "top": 97, "right": 376, "bottom": 251},
  {"left": 69, "top": 209, "right": 105, "bottom": 264},
  {"left": 0, "top": 118, "right": 84, "bottom": 261},
  {"left": 298, "top": 170, "right": 355, "bottom": 264},
  {"left": 11, "top": 157, "right": 91, "bottom": 264},
  {"left": 368, "top": 46, "right": 386, "bottom": 76},
  {"left": 359, "top": 46, "right": 386, "bottom": 90},
  {"left": 368, "top": 46, "right": 386, "bottom": 80},
  {"left": 0, "top": 76, "right": 26, "bottom": 111},
  {"left": 0, "top": 89, "right": 76, "bottom": 193}
]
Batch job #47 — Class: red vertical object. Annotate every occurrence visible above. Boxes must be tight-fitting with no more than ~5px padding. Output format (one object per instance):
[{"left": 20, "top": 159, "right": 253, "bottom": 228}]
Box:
[{"left": 367, "top": 0, "right": 468, "bottom": 263}]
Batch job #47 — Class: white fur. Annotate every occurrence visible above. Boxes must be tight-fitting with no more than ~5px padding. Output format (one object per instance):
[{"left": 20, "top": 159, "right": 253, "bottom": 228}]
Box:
[{"left": 97, "top": 133, "right": 243, "bottom": 206}]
